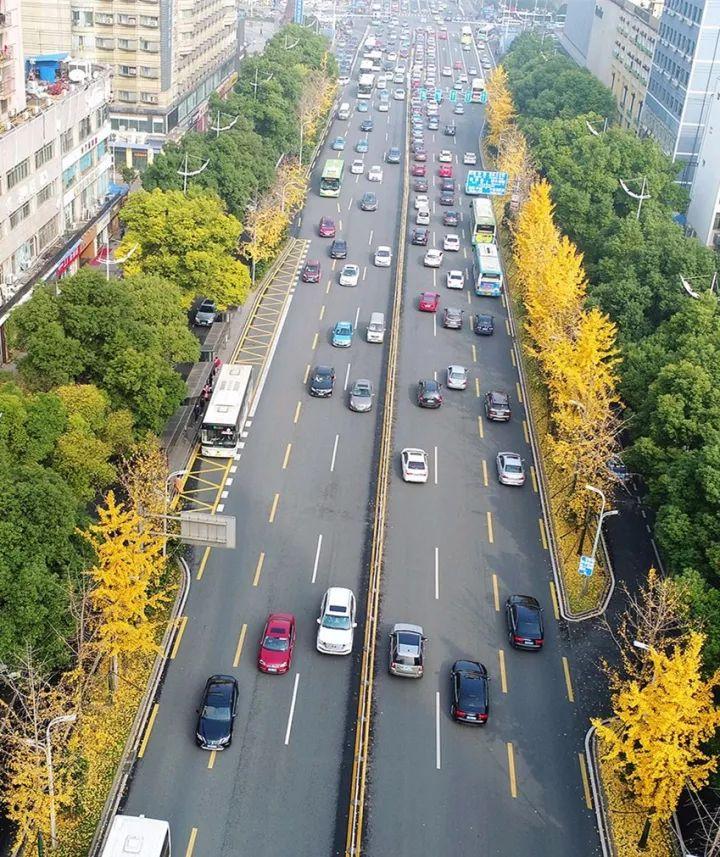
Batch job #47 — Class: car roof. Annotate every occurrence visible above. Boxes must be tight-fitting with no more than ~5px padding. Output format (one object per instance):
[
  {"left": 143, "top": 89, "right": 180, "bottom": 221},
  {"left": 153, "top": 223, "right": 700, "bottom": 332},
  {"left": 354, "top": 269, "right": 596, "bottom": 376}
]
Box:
[
  {"left": 500, "top": 451, "right": 522, "bottom": 462},
  {"left": 316, "top": 364, "right": 333, "bottom": 373},
  {"left": 266, "top": 613, "right": 294, "bottom": 632},
  {"left": 490, "top": 390, "right": 509, "bottom": 401},
  {"left": 325, "top": 586, "right": 353, "bottom": 608},
  {"left": 448, "top": 364, "right": 466, "bottom": 373}
]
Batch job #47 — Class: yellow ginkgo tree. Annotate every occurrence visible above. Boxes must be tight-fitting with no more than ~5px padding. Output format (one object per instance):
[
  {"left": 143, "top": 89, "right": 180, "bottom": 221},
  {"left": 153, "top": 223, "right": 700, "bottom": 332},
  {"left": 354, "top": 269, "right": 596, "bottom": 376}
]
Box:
[{"left": 485, "top": 65, "right": 516, "bottom": 150}]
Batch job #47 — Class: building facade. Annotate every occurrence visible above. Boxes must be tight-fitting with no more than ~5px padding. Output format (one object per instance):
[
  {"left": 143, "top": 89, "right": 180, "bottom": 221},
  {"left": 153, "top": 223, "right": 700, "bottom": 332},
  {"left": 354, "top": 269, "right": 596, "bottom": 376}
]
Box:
[
  {"left": 560, "top": 0, "right": 598, "bottom": 64},
  {"left": 0, "top": 0, "right": 27, "bottom": 122},
  {"left": 586, "top": 0, "right": 624, "bottom": 88}
]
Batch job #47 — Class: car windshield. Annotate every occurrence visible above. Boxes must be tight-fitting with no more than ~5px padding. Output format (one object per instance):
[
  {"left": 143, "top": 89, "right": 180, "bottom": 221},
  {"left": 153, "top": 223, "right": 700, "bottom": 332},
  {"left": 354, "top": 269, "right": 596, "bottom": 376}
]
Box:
[
  {"left": 450, "top": 370, "right": 464, "bottom": 379},
  {"left": 408, "top": 460, "right": 425, "bottom": 469},
  {"left": 322, "top": 614, "right": 352, "bottom": 630},
  {"left": 505, "top": 460, "right": 523, "bottom": 473},
  {"left": 354, "top": 385, "right": 370, "bottom": 396},
  {"left": 201, "top": 703, "right": 231, "bottom": 722},
  {"left": 263, "top": 635, "right": 289, "bottom": 651}
]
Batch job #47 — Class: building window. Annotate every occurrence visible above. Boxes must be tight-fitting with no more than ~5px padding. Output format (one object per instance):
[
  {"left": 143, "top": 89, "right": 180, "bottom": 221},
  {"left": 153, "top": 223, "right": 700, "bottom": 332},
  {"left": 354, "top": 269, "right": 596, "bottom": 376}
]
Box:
[
  {"left": 79, "top": 116, "right": 92, "bottom": 140},
  {"left": 9, "top": 201, "right": 31, "bottom": 229},
  {"left": 72, "top": 9, "right": 94, "bottom": 26},
  {"left": 61, "top": 128, "right": 74, "bottom": 154},
  {"left": 37, "top": 181, "right": 55, "bottom": 205},
  {"left": 119, "top": 65, "right": 138, "bottom": 76},
  {"left": 34, "top": 141, "right": 54, "bottom": 169},
  {"left": 6, "top": 158, "right": 30, "bottom": 190},
  {"left": 63, "top": 164, "right": 78, "bottom": 190},
  {"left": 117, "top": 14, "right": 138, "bottom": 25},
  {"left": 140, "top": 40, "right": 160, "bottom": 52},
  {"left": 38, "top": 215, "right": 59, "bottom": 250},
  {"left": 140, "top": 15, "right": 159, "bottom": 26},
  {"left": 621, "top": 85, "right": 628, "bottom": 106}
]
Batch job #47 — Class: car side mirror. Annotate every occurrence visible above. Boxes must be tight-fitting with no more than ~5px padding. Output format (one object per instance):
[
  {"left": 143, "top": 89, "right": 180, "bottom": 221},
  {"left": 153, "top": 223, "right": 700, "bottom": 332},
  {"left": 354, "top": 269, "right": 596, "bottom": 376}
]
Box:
[
  {"left": 352, "top": 622, "right": 358, "bottom": 628},
  {"left": 317, "top": 618, "right": 321, "bottom": 624}
]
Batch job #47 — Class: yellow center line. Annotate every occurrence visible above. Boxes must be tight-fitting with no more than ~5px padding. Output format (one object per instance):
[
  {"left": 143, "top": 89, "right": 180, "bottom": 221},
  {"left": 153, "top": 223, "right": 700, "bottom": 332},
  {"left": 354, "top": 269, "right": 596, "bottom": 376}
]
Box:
[
  {"left": 269, "top": 493, "right": 280, "bottom": 523},
  {"left": 185, "top": 828, "right": 198, "bottom": 857},
  {"left": 505, "top": 318, "right": 511, "bottom": 336},
  {"left": 482, "top": 459, "right": 488, "bottom": 487},
  {"left": 578, "top": 754, "right": 593, "bottom": 809},
  {"left": 516, "top": 381, "right": 523, "bottom": 403},
  {"left": 487, "top": 511, "right": 494, "bottom": 544},
  {"left": 472, "top": 343, "right": 477, "bottom": 363},
  {"left": 311, "top": 332, "right": 319, "bottom": 350},
  {"left": 319, "top": 304, "right": 325, "bottom": 321},
  {"left": 530, "top": 465, "right": 538, "bottom": 493},
  {"left": 170, "top": 615, "right": 188, "bottom": 660},
  {"left": 303, "top": 364, "right": 311, "bottom": 384},
  {"left": 293, "top": 401, "right": 302, "bottom": 424},
  {"left": 252, "top": 552, "right": 266, "bottom": 587},
  {"left": 498, "top": 649, "right": 508, "bottom": 693},
  {"left": 138, "top": 703, "right": 159, "bottom": 759},
  {"left": 549, "top": 580, "right": 560, "bottom": 620},
  {"left": 475, "top": 377, "right": 480, "bottom": 397},
  {"left": 207, "top": 749, "right": 217, "bottom": 770},
  {"left": 539, "top": 518, "right": 548, "bottom": 550},
  {"left": 196, "top": 545, "right": 211, "bottom": 581},
  {"left": 510, "top": 347, "right": 516, "bottom": 367},
  {"left": 282, "top": 443, "right": 292, "bottom": 470},
  {"left": 507, "top": 742, "right": 518, "bottom": 798},
  {"left": 562, "top": 656, "right": 575, "bottom": 703},
  {"left": 477, "top": 415, "right": 484, "bottom": 439},
  {"left": 233, "top": 623, "right": 248, "bottom": 667},
  {"left": 521, "top": 421, "right": 529, "bottom": 445},
  {"left": 492, "top": 573, "right": 500, "bottom": 611}
]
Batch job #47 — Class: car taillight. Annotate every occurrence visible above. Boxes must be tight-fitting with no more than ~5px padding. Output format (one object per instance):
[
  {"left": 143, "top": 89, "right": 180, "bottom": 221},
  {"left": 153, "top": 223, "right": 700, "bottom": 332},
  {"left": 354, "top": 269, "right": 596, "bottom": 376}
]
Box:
[
  {"left": 514, "top": 635, "right": 525, "bottom": 643},
  {"left": 455, "top": 709, "right": 466, "bottom": 718},
  {"left": 479, "top": 713, "right": 488, "bottom": 722}
]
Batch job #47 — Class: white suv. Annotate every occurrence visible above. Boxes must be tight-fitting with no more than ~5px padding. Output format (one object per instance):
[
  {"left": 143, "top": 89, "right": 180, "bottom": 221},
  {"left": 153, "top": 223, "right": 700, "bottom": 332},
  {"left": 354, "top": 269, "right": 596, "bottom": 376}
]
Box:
[{"left": 316, "top": 587, "right": 357, "bottom": 655}]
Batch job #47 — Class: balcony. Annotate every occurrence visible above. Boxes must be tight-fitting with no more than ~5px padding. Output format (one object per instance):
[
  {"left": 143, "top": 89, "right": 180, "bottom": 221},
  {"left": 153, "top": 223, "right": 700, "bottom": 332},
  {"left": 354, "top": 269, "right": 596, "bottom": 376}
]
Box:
[
  {"left": 0, "top": 10, "right": 13, "bottom": 29},
  {"left": 0, "top": 43, "right": 12, "bottom": 66}
]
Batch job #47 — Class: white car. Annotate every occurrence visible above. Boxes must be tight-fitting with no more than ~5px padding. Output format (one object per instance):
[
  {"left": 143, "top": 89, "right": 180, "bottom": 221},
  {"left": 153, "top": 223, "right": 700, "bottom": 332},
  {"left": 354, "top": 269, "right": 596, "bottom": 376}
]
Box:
[
  {"left": 446, "top": 364, "right": 468, "bottom": 390},
  {"left": 316, "top": 587, "right": 357, "bottom": 654},
  {"left": 446, "top": 269, "right": 465, "bottom": 289},
  {"left": 458, "top": 73, "right": 468, "bottom": 83},
  {"left": 454, "top": 104, "right": 465, "bottom": 115},
  {"left": 442, "top": 65, "right": 452, "bottom": 76},
  {"left": 368, "top": 165, "right": 384, "bottom": 182},
  {"left": 415, "top": 194, "right": 429, "bottom": 209},
  {"left": 416, "top": 209, "right": 430, "bottom": 225},
  {"left": 438, "top": 149, "right": 452, "bottom": 163},
  {"left": 427, "top": 103, "right": 439, "bottom": 116},
  {"left": 463, "top": 152, "right": 477, "bottom": 165},
  {"left": 393, "top": 87, "right": 406, "bottom": 100},
  {"left": 351, "top": 158, "right": 365, "bottom": 174},
  {"left": 424, "top": 248, "right": 444, "bottom": 267},
  {"left": 339, "top": 263, "right": 360, "bottom": 286},
  {"left": 378, "top": 100, "right": 389, "bottom": 112},
  {"left": 401, "top": 447, "right": 429, "bottom": 483},
  {"left": 394, "top": 72, "right": 404, "bottom": 83},
  {"left": 443, "top": 234, "right": 460, "bottom": 251},
  {"left": 374, "top": 245, "right": 392, "bottom": 266}
]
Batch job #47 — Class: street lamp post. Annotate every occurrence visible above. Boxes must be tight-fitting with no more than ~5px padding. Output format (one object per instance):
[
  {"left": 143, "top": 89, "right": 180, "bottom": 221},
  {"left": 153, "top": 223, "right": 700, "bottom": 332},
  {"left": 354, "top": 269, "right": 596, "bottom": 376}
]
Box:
[
  {"left": 105, "top": 241, "right": 139, "bottom": 281},
  {"left": 163, "top": 470, "right": 187, "bottom": 558},
  {"left": 619, "top": 175, "right": 651, "bottom": 220},
  {"left": 585, "top": 484, "right": 619, "bottom": 566},
  {"left": 680, "top": 271, "right": 718, "bottom": 299}
]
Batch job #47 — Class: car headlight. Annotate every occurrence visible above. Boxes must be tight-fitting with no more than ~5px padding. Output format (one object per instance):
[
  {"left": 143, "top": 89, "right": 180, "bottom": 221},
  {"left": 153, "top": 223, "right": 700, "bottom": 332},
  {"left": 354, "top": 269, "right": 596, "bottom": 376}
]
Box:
[{"left": 259, "top": 659, "right": 267, "bottom": 667}]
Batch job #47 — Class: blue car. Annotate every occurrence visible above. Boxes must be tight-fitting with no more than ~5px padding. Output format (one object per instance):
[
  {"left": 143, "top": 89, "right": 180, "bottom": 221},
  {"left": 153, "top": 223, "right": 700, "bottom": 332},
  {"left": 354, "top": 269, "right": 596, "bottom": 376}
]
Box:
[
  {"left": 355, "top": 139, "right": 369, "bottom": 153},
  {"left": 331, "top": 136, "right": 346, "bottom": 151},
  {"left": 331, "top": 321, "right": 354, "bottom": 348},
  {"left": 357, "top": 100, "right": 369, "bottom": 112}
]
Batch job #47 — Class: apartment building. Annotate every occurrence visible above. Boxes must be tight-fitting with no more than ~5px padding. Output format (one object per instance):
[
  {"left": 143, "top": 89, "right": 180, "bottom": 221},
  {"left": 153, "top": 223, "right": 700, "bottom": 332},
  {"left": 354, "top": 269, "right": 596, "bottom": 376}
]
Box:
[
  {"left": 0, "top": 0, "right": 27, "bottom": 121},
  {"left": 22, "top": 0, "right": 241, "bottom": 170}
]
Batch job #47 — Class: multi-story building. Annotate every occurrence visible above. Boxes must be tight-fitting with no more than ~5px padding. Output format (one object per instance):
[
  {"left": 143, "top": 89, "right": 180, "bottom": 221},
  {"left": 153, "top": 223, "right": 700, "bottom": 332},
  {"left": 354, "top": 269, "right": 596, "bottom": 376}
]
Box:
[
  {"left": 22, "top": 0, "right": 242, "bottom": 170},
  {"left": 0, "top": 0, "right": 27, "bottom": 122},
  {"left": 560, "top": 0, "right": 598, "bottom": 64}
]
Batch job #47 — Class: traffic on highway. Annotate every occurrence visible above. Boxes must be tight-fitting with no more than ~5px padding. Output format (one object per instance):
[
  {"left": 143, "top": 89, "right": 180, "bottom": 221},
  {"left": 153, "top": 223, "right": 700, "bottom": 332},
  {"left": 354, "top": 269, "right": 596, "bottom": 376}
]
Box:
[{"left": 116, "top": 4, "right": 602, "bottom": 856}]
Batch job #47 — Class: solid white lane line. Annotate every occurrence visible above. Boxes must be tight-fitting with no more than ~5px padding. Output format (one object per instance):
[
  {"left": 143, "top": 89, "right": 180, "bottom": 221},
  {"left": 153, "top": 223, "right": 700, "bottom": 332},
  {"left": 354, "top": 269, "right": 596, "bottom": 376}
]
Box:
[
  {"left": 311, "top": 534, "right": 323, "bottom": 583},
  {"left": 362, "top": 265, "right": 367, "bottom": 281},
  {"left": 435, "top": 691, "right": 442, "bottom": 769},
  {"left": 434, "top": 445, "right": 438, "bottom": 485},
  {"left": 354, "top": 305, "right": 360, "bottom": 329},
  {"left": 330, "top": 433, "right": 340, "bottom": 472},
  {"left": 348, "top": 196, "right": 353, "bottom": 210},
  {"left": 284, "top": 673, "right": 300, "bottom": 746},
  {"left": 344, "top": 362, "right": 351, "bottom": 391},
  {"left": 433, "top": 313, "right": 437, "bottom": 337},
  {"left": 435, "top": 546, "right": 439, "bottom": 600},
  {"left": 368, "top": 229, "right": 374, "bottom": 245}
]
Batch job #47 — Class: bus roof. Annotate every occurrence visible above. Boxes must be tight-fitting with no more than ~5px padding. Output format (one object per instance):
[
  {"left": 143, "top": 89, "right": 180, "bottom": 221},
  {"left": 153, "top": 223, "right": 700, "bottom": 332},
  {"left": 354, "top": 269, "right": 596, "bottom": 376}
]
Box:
[
  {"left": 475, "top": 243, "right": 501, "bottom": 265},
  {"left": 359, "top": 73, "right": 375, "bottom": 83},
  {"left": 322, "top": 158, "right": 344, "bottom": 179},
  {"left": 471, "top": 77, "right": 485, "bottom": 88},
  {"left": 101, "top": 815, "right": 170, "bottom": 857},
  {"left": 203, "top": 364, "right": 253, "bottom": 428},
  {"left": 472, "top": 197, "right": 495, "bottom": 222}
]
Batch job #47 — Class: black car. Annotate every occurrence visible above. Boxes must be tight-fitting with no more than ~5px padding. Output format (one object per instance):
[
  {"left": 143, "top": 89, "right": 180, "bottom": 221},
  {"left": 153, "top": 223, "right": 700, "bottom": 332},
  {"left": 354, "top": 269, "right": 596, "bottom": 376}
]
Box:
[
  {"left": 360, "top": 192, "right": 378, "bottom": 211},
  {"left": 194, "top": 298, "right": 217, "bottom": 327},
  {"left": 309, "top": 365, "right": 335, "bottom": 397},
  {"left": 414, "top": 178, "right": 429, "bottom": 192},
  {"left": 444, "top": 123, "right": 457, "bottom": 136},
  {"left": 505, "top": 595, "right": 544, "bottom": 650},
  {"left": 411, "top": 227, "right": 429, "bottom": 246},
  {"left": 450, "top": 660, "right": 489, "bottom": 724},
  {"left": 440, "top": 178, "right": 455, "bottom": 192},
  {"left": 443, "top": 306, "right": 463, "bottom": 329},
  {"left": 473, "top": 313, "right": 495, "bottom": 335},
  {"left": 301, "top": 260, "right": 321, "bottom": 283},
  {"left": 443, "top": 210, "right": 460, "bottom": 227},
  {"left": 386, "top": 146, "right": 402, "bottom": 163},
  {"left": 195, "top": 675, "right": 239, "bottom": 749},
  {"left": 484, "top": 390, "right": 511, "bottom": 421},
  {"left": 330, "top": 239, "right": 348, "bottom": 259},
  {"left": 417, "top": 378, "right": 443, "bottom": 408},
  {"left": 439, "top": 192, "right": 455, "bottom": 206},
  {"left": 360, "top": 119, "right": 374, "bottom": 132}
]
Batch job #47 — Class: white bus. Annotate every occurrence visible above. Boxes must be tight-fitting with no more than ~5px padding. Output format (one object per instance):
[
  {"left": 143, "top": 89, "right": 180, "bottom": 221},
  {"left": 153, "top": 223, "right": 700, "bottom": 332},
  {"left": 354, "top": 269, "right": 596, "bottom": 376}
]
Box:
[
  {"left": 471, "top": 77, "right": 486, "bottom": 102},
  {"left": 470, "top": 196, "right": 497, "bottom": 243},
  {"left": 358, "top": 73, "right": 375, "bottom": 99},
  {"left": 101, "top": 815, "right": 170, "bottom": 857},
  {"left": 201, "top": 364, "right": 254, "bottom": 458},
  {"left": 473, "top": 243, "right": 504, "bottom": 297},
  {"left": 460, "top": 25, "right": 473, "bottom": 45}
]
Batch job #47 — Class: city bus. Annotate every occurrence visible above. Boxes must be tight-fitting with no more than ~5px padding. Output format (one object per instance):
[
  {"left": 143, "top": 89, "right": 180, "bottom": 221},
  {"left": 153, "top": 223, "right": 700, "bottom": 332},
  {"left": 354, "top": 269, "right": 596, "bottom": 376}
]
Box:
[
  {"left": 471, "top": 196, "right": 496, "bottom": 244},
  {"left": 201, "top": 364, "right": 254, "bottom": 458},
  {"left": 358, "top": 73, "right": 375, "bottom": 99},
  {"left": 473, "top": 243, "right": 504, "bottom": 296},
  {"left": 471, "top": 77, "right": 486, "bottom": 102},
  {"left": 460, "top": 25, "right": 473, "bottom": 45},
  {"left": 101, "top": 815, "right": 170, "bottom": 857},
  {"left": 319, "top": 158, "right": 345, "bottom": 197}
]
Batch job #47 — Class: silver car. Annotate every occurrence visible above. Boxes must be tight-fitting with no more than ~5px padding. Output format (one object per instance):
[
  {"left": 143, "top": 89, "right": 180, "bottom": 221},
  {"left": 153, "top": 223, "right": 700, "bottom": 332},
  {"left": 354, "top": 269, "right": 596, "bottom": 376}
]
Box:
[
  {"left": 446, "top": 365, "right": 468, "bottom": 390},
  {"left": 388, "top": 623, "right": 426, "bottom": 678},
  {"left": 349, "top": 379, "right": 374, "bottom": 412},
  {"left": 496, "top": 452, "right": 526, "bottom": 486}
]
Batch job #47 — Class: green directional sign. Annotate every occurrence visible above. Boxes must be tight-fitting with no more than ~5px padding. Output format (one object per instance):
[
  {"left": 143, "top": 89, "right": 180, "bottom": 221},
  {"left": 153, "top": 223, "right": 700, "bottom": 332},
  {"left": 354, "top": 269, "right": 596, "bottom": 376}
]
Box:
[
  {"left": 419, "top": 87, "right": 427, "bottom": 100},
  {"left": 480, "top": 91, "right": 488, "bottom": 104},
  {"left": 449, "top": 89, "right": 457, "bottom": 103},
  {"left": 464, "top": 89, "right": 472, "bottom": 103},
  {"left": 434, "top": 88, "right": 442, "bottom": 103}
]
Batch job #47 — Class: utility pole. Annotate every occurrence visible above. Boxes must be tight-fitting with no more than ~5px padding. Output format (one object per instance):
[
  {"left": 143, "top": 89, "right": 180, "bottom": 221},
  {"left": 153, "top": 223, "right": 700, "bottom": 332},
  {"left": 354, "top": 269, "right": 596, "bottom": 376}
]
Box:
[
  {"left": 177, "top": 152, "right": 210, "bottom": 195},
  {"left": 250, "top": 67, "right": 274, "bottom": 100},
  {"left": 209, "top": 109, "right": 239, "bottom": 138}
]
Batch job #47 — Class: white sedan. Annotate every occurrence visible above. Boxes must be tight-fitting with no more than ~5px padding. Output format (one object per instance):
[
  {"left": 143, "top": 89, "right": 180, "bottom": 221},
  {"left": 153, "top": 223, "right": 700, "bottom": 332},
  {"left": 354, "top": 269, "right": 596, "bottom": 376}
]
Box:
[
  {"left": 393, "top": 87, "right": 406, "bottom": 100},
  {"left": 401, "top": 448, "right": 429, "bottom": 483},
  {"left": 438, "top": 149, "right": 452, "bottom": 163},
  {"left": 446, "top": 364, "right": 468, "bottom": 390},
  {"left": 424, "top": 248, "right": 444, "bottom": 267},
  {"left": 374, "top": 245, "right": 392, "bottom": 266},
  {"left": 415, "top": 194, "right": 429, "bottom": 209},
  {"left": 368, "top": 165, "right": 384, "bottom": 182},
  {"left": 443, "top": 234, "right": 460, "bottom": 251},
  {"left": 446, "top": 269, "right": 465, "bottom": 289},
  {"left": 464, "top": 152, "right": 477, "bottom": 165},
  {"left": 442, "top": 65, "right": 452, "bottom": 76},
  {"left": 351, "top": 158, "right": 365, "bottom": 174},
  {"left": 339, "top": 263, "right": 360, "bottom": 286}
]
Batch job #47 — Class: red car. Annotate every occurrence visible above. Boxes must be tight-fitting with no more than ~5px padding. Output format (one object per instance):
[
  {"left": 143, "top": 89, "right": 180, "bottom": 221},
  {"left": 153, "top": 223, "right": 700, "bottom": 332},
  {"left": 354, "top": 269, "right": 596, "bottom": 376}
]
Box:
[
  {"left": 414, "top": 151, "right": 427, "bottom": 162},
  {"left": 438, "top": 164, "right": 453, "bottom": 178},
  {"left": 454, "top": 59, "right": 463, "bottom": 70},
  {"left": 301, "top": 260, "right": 321, "bottom": 283},
  {"left": 418, "top": 291, "right": 440, "bottom": 312},
  {"left": 411, "top": 164, "right": 427, "bottom": 177},
  {"left": 318, "top": 216, "right": 336, "bottom": 238},
  {"left": 258, "top": 613, "right": 296, "bottom": 674}
]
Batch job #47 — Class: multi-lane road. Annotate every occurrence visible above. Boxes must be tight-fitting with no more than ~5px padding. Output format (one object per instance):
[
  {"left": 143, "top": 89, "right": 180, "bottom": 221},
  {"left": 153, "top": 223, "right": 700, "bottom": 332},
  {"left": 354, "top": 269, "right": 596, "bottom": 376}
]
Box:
[{"left": 123, "top": 11, "right": 601, "bottom": 857}]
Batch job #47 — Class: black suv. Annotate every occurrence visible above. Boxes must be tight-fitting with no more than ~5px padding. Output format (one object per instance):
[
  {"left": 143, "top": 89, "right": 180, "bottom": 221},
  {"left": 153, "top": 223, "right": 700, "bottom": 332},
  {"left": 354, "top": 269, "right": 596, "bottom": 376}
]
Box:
[
  {"left": 195, "top": 675, "right": 238, "bottom": 749},
  {"left": 411, "top": 227, "right": 429, "bottom": 246},
  {"left": 309, "top": 365, "right": 335, "bottom": 397},
  {"left": 484, "top": 390, "right": 511, "bottom": 421},
  {"left": 330, "top": 239, "right": 348, "bottom": 259}
]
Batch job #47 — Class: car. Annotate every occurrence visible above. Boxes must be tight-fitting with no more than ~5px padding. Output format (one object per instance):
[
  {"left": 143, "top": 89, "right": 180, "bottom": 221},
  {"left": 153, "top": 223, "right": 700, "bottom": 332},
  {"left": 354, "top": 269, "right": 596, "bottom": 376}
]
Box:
[
  {"left": 374, "top": 245, "right": 392, "bottom": 266},
  {"left": 414, "top": 194, "right": 429, "bottom": 209},
  {"left": 442, "top": 65, "right": 452, "bottom": 76},
  {"left": 418, "top": 290, "right": 440, "bottom": 312},
  {"left": 389, "top": 623, "right": 427, "bottom": 677},
  {"left": 357, "top": 100, "right": 369, "bottom": 112},
  {"left": 440, "top": 178, "right": 455, "bottom": 192},
  {"left": 195, "top": 675, "right": 239, "bottom": 749},
  {"left": 446, "top": 269, "right": 464, "bottom": 290},
  {"left": 319, "top": 216, "right": 336, "bottom": 238},
  {"left": 401, "top": 447, "right": 429, "bottom": 482},
  {"left": 439, "top": 191, "right": 455, "bottom": 206},
  {"left": 331, "top": 136, "right": 346, "bottom": 151},
  {"left": 411, "top": 163, "right": 427, "bottom": 176},
  {"left": 607, "top": 455, "right": 632, "bottom": 484},
  {"left": 485, "top": 390, "right": 511, "bottom": 421},
  {"left": 414, "top": 178, "right": 429, "bottom": 192},
  {"left": 386, "top": 146, "right": 401, "bottom": 163},
  {"left": 339, "top": 263, "right": 360, "bottom": 286},
  {"left": 411, "top": 140, "right": 425, "bottom": 153},
  {"left": 443, "top": 234, "right": 460, "bottom": 251},
  {"left": 454, "top": 104, "right": 465, "bottom": 114},
  {"left": 368, "top": 165, "right": 384, "bottom": 182},
  {"left": 316, "top": 587, "right": 357, "bottom": 655},
  {"left": 301, "top": 260, "right": 321, "bottom": 283},
  {"left": 360, "top": 191, "right": 378, "bottom": 211},
  {"left": 444, "top": 123, "right": 456, "bottom": 136},
  {"left": 309, "top": 365, "right": 335, "bottom": 397},
  {"left": 473, "top": 312, "right": 494, "bottom": 335},
  {"left": 412, "top": 128, "right": 424, "bottom": 141},
  {"left": 459, "top": 73, "right": 468, "bottom": 83},
  {"left": 378, "top": 99, "right": 389, "bottom": 112},
  {"left": 442, "top": 306, "right": 463, "bottom": 329},
  {"left": 468, "top": 65, "right": 478, "bottom": 75},
  {"left": 464, "top": 151, "right": 477, "bottom": 165},
  {"left": 355, "top": 139, "right": 369, "bottom": 153},
  {"left": 393, "top": 87, "right": 406, "bottom": 100},
  {"left": 447, "top": 362, "right": 469, "bottom": 389},
  {"left": 332, "top": 321, "right": 354, "bottom": 347},
  {"left": 349, "top": 378, "right": 374, "bottom": 412},
  {"left": 424, "top": 248, "right": 444, "bottom": 267},
  {"left": 453, "top": 59, "right": 462, "bottom": 70},
  {"left": 438, "top": 164, "right": 453, "bottom": 178},
  {"left": 258, "top": 613, "right": 296, "bottom": 674},
  {"left": 414, "top": 150, "right": 427, "bottom": 162},
  {"left": 351, "top": 158, "right": 365, "bottom": 174},
  {"left": 427, "top": 117, "right": 440, "bottom": 130},
  {"left": 360, "top": 118, "right": 374, "bottom": 132},
  {"left": 496, "top": 451, "right": 526, "bottom": 486},
  {"left": 438, "top": 149, "right": 452, "bottom": 163},
  {"left": 416, "top": 208, "right": 430, "bottom": 225},
  {"left": 394, "top": 72, "right": 404, "bottom": 83},
  {"left": 417, "top": 379, "right": 443, "bottom": 408},
  {"left": 194, "top": 298, "right": 217, "bottom": 326},
  {"left": 411, "top": 227, "right": 429, "bottom": 245},
  {"left": 453, "top": 80, "right": 463, "bottom": 91},
  {"left": 330, "top": 239, "right": 348, "bottom": 259},
  {"left": 482, "top": 59, "right": 492, "bottom": 70},
  {"left": 506, "top": 595, "right": 544, "bottom": 650},
  {"left": 450, "top": 661, "right": 489, "bottom": 725},
  {"left": 443, "top": 210, "right": 460, "bottom": 227}
]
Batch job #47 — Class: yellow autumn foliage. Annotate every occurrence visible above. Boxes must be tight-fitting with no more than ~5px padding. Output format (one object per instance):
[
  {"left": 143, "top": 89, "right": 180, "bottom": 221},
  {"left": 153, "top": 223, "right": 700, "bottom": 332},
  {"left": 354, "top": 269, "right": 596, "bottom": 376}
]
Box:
[{"left": 485, "top": 65, "right": 516, "bottom": 149}]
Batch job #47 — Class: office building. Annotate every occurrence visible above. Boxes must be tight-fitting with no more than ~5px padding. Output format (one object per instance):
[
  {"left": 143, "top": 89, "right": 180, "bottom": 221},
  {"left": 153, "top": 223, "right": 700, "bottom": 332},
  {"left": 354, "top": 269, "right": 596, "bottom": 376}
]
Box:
[
  {"left": 0, "top": 0, "right": 27, "bottom": 122},
  {"left": 560, "top": 0, "right": 598, "bottom": 64}
]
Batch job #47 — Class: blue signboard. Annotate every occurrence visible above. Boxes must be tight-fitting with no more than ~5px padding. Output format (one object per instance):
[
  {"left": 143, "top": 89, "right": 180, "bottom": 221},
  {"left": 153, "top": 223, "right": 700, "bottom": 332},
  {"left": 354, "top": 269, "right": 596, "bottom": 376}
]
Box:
[
  {"left": 293, "top": 0, "right": 304, "bottom": 24},
  {"left": 465, "top": 170, "right": 509, "bottom": 196},
  {"left": 578, "top": 555, "right": 595, "bottom": 577}
]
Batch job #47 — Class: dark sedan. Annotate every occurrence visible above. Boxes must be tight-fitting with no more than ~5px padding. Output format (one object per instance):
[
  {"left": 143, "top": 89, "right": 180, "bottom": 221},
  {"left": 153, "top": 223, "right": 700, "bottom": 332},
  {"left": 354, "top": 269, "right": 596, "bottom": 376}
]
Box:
[
  {"left": 386, "top": 146, "right": 402, "bottom": 163},
  {"left": 444, "top": 123, "right": 456, "bottom": 136},
  {"left": 414, "top": 178, "right": 429, "bottom": 192},
  {"left": 417, "top": 378, "right": 443, "bottom": 408},
  {"left": 450, "top": 661, "right": 489, "bottom": 724},
  {"left": 505, "top": 595, "right": 544, "bottom": 650},
  {"left": 360, "top": 119, "right": 374, "bottom": 132},
  {"left": 443, "top": 210, "right": 460, "bottom": 227},
  {"left": 195, "top": 675, "right": 239, "bottom": 749},
  {"left": 309, "top": 365, "right": 335, "bottom": 397},
  {"left": 360, "top": 192, "right": 378, "bottom": 211},
  {"left": 439, "top": 192, "right": 455, "bottom": 206},
  {"left": 411, "top": 227, "right": 429, "bottom": 246},
  {"left": 330, "top": 239, "right": 348, "bottom": 259},
  {"left": 473, "top": 313, "right": 495, "bottom": 335},
  {"left": 442, "top": 307, "right": 463, "bottom": 329}
]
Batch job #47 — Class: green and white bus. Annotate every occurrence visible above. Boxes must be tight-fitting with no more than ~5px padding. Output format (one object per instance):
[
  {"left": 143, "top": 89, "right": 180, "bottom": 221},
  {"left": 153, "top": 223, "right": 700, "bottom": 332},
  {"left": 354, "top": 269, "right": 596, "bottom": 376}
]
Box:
[
  {"left": 471, "top": 197, "right": 496, "bottom": 244},
  {"left": 320, "top": 159, "right": 345, "bottom": 197}
]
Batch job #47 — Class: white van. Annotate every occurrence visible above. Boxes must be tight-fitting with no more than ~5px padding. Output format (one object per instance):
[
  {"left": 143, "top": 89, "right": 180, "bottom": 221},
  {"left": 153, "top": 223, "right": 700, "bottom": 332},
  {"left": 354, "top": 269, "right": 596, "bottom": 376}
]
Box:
[
  {"left": 337, "top": 102, "right": 351, "bottom": 120},
  {"left": 367, "top": 312, "right": 385, "bottom": 343},
  {"left": 376, "top": 74, "right": 387, "bottom": 90}
]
